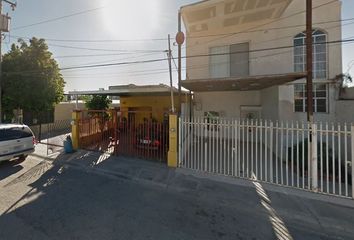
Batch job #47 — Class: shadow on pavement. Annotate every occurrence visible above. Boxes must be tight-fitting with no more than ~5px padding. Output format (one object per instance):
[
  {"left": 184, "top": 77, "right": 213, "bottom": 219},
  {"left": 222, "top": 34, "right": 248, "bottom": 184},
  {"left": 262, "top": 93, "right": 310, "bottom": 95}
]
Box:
[
  {"left": 1, "top": 150, "right": 354, "bottom": 240},
  {"left": 0, "top": 152, "right": 276, "bottom": 240},
  {"left": 0, "top": 159, "right": 25, "bottom": 181}
]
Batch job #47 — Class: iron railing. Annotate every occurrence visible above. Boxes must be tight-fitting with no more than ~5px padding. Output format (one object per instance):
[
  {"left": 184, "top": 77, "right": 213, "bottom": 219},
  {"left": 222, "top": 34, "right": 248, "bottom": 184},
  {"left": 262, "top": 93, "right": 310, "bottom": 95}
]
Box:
[{"left": 179, "top": 116, "right": 354, "bottom": 199}]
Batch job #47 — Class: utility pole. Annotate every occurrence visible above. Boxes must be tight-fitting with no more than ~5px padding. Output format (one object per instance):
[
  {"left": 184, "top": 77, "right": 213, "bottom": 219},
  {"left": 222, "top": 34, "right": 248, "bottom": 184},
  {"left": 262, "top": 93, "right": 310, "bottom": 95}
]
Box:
[
  {"left": 167, "top": 34, "right": 175, "bottom": 113},
  {"left": 177, "top": 11, "right": 182, "bottom": 114},
  {"left": 0, "top": 0, "right": 16, "bottom": 123},
  {"left": 306, "top": 0, "right": 313, "bottom": 123}
]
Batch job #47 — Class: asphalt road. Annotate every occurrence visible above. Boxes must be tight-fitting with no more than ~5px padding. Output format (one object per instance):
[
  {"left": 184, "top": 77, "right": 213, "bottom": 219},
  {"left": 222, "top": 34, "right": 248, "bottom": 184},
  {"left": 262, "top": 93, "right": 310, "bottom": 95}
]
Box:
[{"left": 0, "top": 151, "right": 354, "bottom": 240}]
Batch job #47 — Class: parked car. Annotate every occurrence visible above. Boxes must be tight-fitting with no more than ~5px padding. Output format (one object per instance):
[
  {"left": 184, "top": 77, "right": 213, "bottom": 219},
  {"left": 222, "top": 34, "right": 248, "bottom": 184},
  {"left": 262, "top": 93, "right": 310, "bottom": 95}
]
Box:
[
  {"left": 0, "top": 124, "right": 36, "bottom": 162},
  {"left": 136, "top": 122, "right": 167, "bottom": 151}
]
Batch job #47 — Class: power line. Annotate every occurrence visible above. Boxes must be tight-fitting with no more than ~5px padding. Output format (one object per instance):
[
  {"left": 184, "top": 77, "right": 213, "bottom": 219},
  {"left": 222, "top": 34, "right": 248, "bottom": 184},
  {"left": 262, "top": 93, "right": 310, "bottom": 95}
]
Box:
[
  {"left": 3, "top": 38, "right": 354, "bottom": 75},
  {"left": 12, "top": 6, "right": 105, "bottom": 30},
  {"left": 186, "top": 17, "right": 354, "bottom": 39},
  {"left": 63, "top": 37, "right": 354, "bottom": 79},
  {"left": 6, "top": 35, "right": 166, "bottom": 53},
  {"left": 60, "top": 52, "right": 163, "bottom": 69}
]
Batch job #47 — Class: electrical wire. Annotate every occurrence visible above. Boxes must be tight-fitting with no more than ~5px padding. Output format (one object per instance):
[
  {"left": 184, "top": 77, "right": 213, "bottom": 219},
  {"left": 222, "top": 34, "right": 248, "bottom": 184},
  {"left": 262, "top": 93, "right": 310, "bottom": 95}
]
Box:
[
  {"left": 4, "top": 38, "right": 353, "bottom": 76},
  {"left": 6, "top": 35, "right": 166, "bottom": 53},
  {"left": 12, "top": 6, "right": 105, "bottom": 30}
]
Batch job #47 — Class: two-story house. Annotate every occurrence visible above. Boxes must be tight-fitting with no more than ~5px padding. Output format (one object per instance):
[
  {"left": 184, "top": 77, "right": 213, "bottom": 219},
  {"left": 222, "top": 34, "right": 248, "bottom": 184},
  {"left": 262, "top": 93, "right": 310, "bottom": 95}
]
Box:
[{"left": 180, "top": 0, "right": 342, "bottom": 122}]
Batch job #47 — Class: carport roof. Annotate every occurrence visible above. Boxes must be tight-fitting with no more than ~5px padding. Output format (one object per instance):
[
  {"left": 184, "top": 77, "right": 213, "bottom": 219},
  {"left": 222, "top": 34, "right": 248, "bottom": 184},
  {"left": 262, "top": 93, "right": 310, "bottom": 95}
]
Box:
[
  {"left": 69, "top": 84, "right": 183, "bottom": 97},
  {"left": 181, "top": 72, "right": 306, "bottom": 92}
]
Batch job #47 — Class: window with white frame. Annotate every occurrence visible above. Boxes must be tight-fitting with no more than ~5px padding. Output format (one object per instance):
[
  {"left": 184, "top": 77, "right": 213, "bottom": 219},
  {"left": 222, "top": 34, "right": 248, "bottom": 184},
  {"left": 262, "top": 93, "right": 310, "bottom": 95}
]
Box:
[
  {"left": 294, "top": 29, "right": 327, "bottom": 79},
  {"left": 294, "top": 83, "right": 328, "bottom": 113},
  {"left": 209, "top": 43, "right": 249, "bottom": 78}
]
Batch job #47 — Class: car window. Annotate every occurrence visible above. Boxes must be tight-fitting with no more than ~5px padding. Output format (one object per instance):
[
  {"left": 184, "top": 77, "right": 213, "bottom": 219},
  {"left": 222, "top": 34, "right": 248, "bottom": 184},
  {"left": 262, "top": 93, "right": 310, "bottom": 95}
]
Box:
[{"left": 0, "top": 127, "right": 33, "bottom": 141}]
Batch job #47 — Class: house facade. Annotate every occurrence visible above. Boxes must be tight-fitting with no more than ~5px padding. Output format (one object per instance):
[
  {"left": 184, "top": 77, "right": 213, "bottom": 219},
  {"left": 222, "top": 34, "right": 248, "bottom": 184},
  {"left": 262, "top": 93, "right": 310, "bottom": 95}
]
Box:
[{"left": 180, "top": 0, "right": 342, "bottom": 122}]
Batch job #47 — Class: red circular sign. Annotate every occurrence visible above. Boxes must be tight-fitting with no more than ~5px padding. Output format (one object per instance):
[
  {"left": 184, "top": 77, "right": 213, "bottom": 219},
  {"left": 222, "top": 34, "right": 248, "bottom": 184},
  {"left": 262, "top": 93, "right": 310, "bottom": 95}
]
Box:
[{"left": 176, "top": 31, "right": 185, "bottom": 45}]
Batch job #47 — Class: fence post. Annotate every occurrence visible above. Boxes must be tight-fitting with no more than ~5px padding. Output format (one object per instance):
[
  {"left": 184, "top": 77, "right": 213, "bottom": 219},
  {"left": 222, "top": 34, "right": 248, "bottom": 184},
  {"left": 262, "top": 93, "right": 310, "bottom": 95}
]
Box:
[
  {"left": 113, "top": 109, "right": 118, "bottom": 155},
  {"left": 71, "top": 110, "right": 81, "bottom": 150},
  {"left": 311, "top": 123, "right": 318, "bottom": 191},
  {"left": 351, "top": 125, "right": 354, "bottom": 198},
  {"left": 168, "top": 114, "right": 178, "bottom": 168}
]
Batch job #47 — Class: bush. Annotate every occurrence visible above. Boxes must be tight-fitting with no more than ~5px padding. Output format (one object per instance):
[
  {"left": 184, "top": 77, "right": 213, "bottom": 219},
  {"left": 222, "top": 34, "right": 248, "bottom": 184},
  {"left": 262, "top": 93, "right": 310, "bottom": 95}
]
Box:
[{"left": 288, "top": 139, "right": 351, "bottom": 184}]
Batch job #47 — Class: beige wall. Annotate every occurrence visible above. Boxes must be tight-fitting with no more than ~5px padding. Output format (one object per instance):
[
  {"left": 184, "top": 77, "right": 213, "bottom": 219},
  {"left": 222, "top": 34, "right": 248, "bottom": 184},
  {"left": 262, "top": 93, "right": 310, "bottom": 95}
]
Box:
[
  {"left": 335, "top": 100, "right": 354, "bottom": 123},
  {"left": 54, "top": 102, "right": 86, "bottom": 121},
  {"left": 260, "top": 86, "right": 279, "bottom": 121},
  {"left": 186, "top": 0, "right": 342, "bottom": 81},
  {"left": 193, "top": 91, "right": 261, "bottom": 118},
  {"left": 185, "top": 0, "right": 342, "bottom": 122},
  {"left": 54, "top": 102, "right": 120, "bottom": 121},
  {"left": 340, "top": 87, "right": 354, "bottom": 100}
]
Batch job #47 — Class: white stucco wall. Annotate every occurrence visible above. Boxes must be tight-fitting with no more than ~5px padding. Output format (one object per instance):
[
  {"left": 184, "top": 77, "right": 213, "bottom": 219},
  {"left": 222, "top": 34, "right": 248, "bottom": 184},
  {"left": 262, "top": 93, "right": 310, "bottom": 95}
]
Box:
[
  {"left": 340, "top": 87, "right": 354, "bottom": 100},
  {"left": 259, "top": 86, "right": 279, "bottom": 121},
  {"left": 335, "top": 100, "right": 354, "bottom": 123},
  {"left": 278, "top": 82, "right": 337, "bottom": 123},
  {"left": 184, "top": 0, "right": 342, "bottom": 122},
  {"left": 185, "top": 0, "right": 342, "bottom": 80},
  {"left": 193, "top": 91, "right": 261, "bottom": 118}
]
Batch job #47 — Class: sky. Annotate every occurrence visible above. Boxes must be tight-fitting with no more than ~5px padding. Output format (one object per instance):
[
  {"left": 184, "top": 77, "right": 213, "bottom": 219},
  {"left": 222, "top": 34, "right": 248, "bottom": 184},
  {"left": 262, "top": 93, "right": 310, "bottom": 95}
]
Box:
[{"left": 2, "top": 0, "right": 354, "bottom": 93}]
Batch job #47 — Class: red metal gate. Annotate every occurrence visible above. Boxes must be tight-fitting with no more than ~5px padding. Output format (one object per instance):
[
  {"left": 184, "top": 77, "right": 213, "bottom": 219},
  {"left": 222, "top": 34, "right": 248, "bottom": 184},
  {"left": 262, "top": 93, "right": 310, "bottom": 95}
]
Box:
[
  {"left": 78, "top": 110, "right": 168, "bottom": 162},
  {"left": 115, "top": 111, "right": 168, "bottom": 162},
  {"left": 78, "top": 110, "right": 116, "bottom": 153}
]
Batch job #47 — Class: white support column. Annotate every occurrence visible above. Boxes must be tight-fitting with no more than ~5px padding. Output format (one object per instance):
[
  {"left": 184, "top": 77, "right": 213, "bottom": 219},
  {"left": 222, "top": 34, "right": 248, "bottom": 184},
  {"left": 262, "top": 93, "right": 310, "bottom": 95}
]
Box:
[
  {"left": 351, "top": 125, "right": 354, "bottom": 198},
  {"left": 311, "top": 123, "right": 318, "bottom": 191}
]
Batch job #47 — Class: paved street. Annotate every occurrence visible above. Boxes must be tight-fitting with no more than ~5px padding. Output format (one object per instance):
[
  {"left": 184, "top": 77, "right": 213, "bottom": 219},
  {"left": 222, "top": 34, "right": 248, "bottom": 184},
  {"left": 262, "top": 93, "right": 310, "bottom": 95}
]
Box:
[{"left": 0, "top": 147, "right": 354, "bottom": 240}]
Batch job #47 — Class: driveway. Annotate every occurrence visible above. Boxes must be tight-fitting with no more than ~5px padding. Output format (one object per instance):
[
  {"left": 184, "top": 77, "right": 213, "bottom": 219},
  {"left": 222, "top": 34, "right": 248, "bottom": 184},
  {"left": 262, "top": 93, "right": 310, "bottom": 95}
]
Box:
[{"left": 0, "top": 149, "right": 353, "bottom": 240}]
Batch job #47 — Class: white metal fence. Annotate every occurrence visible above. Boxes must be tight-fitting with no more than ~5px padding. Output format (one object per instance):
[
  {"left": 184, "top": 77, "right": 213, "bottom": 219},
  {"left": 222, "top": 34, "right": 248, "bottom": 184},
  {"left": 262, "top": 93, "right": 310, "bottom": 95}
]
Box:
[{"left": 179, "top": 116, "right": 354, "bottom": 199}]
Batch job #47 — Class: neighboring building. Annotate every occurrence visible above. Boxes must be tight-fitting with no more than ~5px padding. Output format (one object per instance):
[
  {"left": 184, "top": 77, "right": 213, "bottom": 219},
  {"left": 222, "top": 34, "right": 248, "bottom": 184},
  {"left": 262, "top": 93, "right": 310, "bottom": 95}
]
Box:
[
  {"left": 70, "top": 84, "right": 189, "bottom": 124},
  {"left": 180, "top": 0, "right": 342, "bottom": 122}
]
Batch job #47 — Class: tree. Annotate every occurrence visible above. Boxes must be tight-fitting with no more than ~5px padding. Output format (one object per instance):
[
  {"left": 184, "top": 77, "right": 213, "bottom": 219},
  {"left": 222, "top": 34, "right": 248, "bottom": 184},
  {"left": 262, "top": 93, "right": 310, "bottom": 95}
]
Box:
[
  {"left": 85, "top": 95, "right": 112, "bottom": 110},
  {"left": 1, "top": 37, "right": 65, "bottom": 121},
  {"left": 85, "top": 95, "right": 112, "bottom": 133},
  {"left": 334, "top": 73, "right": 353, "bottom": 99}
]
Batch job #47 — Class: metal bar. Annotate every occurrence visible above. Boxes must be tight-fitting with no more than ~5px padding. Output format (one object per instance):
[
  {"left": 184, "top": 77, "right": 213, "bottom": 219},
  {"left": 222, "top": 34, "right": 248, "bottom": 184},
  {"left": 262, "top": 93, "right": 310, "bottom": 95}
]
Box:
[
  {"left": 265, "top": 120, "right": 268, "bottom": 182},
  {"left": 178, "top": 117, "right": 182, "bottom": 167},
  {"left": 212, "top": 118, "right": 215, "bottom": 173},
  {"left": 270, "top": 121, "right": 273, "bottom": 184},
  {"left": 228, "top": 119, "right": 231, "bottom": 175},
  {"left": 332, "top": 123, "right": 335, "bottom": 194},
  {"left": 193, "top": 117, "right": 196, "bottom": 170},
  {"left": 260, "top": 120, "right": 263, "bottom": 181},
  {"left": 296, "top": 121, "right": 300, "bottom": 188},
  {"left": 275, "top": 121, "right": 279, "bottom": 184},
  {"left": 308, "top": 122, "right": 311, "bottom": 190},
  {"left": 246, "top": 119, "right": 249, "bottom": 178},
  {"left": 242, "top": 119, "right": 245, "bottom": 178},
  {"left": 281, "top": 122, "right": 284, "bottom": 185},
  {"left": 311, "top": 123, "right": 318, "bottom": 191},
  {"left": 351, "top": 125, "right": 354, "bottom": 198},
  {"left": 251, "top": 119, "right": 254, "bottom": 178},
  {"left": 237, "top": 120, "right": 241, "bottom": 177},
  {"left": 345, "top": 124, "right": 348, "bottom": 197},
  {"left": 256, "top": 119, "right": 259, "bottom": 179},
  {"left": 326, "top": 122, "right": 329, "bottom": 193},
  {"left": 320, "top": 122, "right": 323, "bottom": 192},
  {"left": 302, "top": 122, "right": 305, "bottom": 188},
  {"left": 338, "top": 124, "right": 342, "bottom": 196},
  {"left": 286, "top": 122, "right": 289, "bottom": 186},
  {"left": 231, "top": 120, "right": 237, "bottom": 176},
  {"left": 291, "top": 121, "right": 294, "bottom": 187}
]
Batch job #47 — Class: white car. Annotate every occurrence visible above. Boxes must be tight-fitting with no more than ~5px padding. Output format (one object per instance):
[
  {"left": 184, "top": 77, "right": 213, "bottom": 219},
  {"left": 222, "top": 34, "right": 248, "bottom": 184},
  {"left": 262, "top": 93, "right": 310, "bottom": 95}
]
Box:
[{"left": 0, "top": 124, "right": 36, "bottom": 162}]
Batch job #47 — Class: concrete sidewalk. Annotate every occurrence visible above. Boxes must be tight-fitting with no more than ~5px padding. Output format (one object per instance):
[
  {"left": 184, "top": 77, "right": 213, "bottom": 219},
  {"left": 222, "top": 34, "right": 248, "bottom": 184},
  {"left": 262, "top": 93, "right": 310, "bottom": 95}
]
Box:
[{"left": 24, "top": 149, "right": 354, "bottom": 240}]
